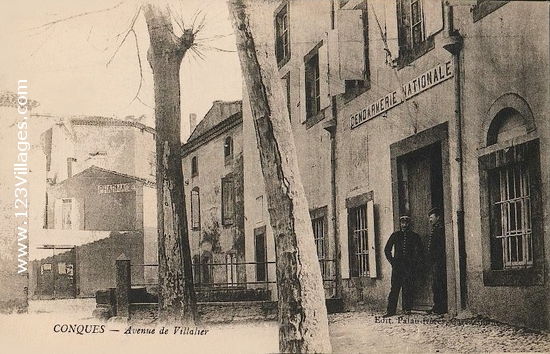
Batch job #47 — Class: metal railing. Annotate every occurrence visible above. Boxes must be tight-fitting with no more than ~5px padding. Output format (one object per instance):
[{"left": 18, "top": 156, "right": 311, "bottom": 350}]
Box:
[{"left": 130, "top": 259, "right": 337, "bottom": 298}]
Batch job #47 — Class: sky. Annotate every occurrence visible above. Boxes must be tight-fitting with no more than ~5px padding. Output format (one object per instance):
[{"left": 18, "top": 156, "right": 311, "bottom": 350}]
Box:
[{"left": 0, "top": 0, "right": 243, "bottom": 139}]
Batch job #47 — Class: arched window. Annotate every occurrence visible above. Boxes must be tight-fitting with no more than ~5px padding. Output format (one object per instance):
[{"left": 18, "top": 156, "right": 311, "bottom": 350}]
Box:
[
  {"left": 479, "top": 103, "right": 542, "bottom": 286},
  {"left": 224, "top": 136, "right": 233, "bottom": 160},
  {"left": 486, "top": 108, "right": 526, "bottom": 146}
]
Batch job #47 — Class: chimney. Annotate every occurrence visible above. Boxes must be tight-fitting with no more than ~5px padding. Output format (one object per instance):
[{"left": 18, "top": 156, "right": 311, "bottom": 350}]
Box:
[{"left": 189, "top": 113, "right": 197, "bottom": 134}]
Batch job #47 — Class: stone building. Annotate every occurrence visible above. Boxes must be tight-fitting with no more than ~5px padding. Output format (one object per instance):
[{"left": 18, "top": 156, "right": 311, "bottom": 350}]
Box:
[
  {"left": 181, "top": 101, "right": 248, "bottom": 291},
  {"left": 241, "top": 0, "right": 550, "bottom": 329},
  {"left": 30, "top": 116, "right": 157, "bottom": 298}
]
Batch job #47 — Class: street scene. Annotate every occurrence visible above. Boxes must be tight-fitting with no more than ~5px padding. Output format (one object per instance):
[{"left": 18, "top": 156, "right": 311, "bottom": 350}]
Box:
[{"left": 1, "top": 0, "right": 550, "bottom": 353}]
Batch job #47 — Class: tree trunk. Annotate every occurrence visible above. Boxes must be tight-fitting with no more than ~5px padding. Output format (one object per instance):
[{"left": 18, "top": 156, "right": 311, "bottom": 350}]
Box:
[
  {"left": 228, "top": 1, "right": 332, "bottom": 353},
  {"left": 143, "top": 3, "right": 196, "bottom": 325}
]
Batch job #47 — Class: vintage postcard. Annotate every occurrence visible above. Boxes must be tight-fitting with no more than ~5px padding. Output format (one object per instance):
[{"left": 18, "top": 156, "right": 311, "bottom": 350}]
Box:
[{"left": 0, "top": 1, "right": 549, "bottom": 353}]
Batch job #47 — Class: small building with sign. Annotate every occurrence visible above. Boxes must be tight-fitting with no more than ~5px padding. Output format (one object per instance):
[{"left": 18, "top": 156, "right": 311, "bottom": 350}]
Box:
[
  {"left": 30, "top": 115, "right": 157, "bottom": 299},
  {"left": 241, "top": 1, "right": 550, "bottom": 329},
  {"left": 31, "top": 166, "right": 157, "bottom": 298}
]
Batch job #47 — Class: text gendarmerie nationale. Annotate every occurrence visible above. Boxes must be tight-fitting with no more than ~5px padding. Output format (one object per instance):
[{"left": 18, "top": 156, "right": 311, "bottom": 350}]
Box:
[{"left": 15, "top": 80, "right": 30, "bottom": 274}]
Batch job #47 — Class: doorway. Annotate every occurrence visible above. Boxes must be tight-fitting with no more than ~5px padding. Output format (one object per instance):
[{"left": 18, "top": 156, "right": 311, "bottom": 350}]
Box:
[
  {"left": 396, "top": 142, "right": 446, "bottom": 311},
  {"left": 35, "top": 248, "right": 76, "bottom": 299}
]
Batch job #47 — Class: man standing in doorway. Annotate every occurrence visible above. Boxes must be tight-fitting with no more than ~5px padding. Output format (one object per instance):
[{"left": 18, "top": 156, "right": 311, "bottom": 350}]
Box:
[
  {"left": 427, "top": 207, "right": 447, "bottom": 315},
  {"left": 383, "top": 215, "right": 423, "bottom": 317}
]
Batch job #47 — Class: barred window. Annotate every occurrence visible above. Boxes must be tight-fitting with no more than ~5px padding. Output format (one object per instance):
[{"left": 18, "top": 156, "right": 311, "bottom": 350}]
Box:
[
  {"left": 312, "top": 216, "right": 327, "bottom": 279},
  {"left": 347, "top": 195, "right": 377, "bottom": 278},
  {"left": 494, "top": 164, "right": 532, "bottom": 268},
  {"left": 480, "top": 102, "right": 543, "bottom": 286},
  {"left": 349, "top": 205, "right": 369, "bottom": 277}
]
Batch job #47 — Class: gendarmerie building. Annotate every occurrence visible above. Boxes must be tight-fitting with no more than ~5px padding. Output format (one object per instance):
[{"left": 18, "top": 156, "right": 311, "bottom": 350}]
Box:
[{"left": 240, "top": 0, "right": 550, "bottom": 330}]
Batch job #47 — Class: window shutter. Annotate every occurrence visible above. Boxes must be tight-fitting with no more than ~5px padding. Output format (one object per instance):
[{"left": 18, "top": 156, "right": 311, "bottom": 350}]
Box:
[
  {"left": 340, "top": 208, "right": 350, "bottom": 278},
  {"left": 222, "top": 178, "right": 235, "bottom": 225},
  {"left": 337, "top": 9, "right": 365, "bottom": 80},
  {"left": 318, "top": 40, "right": 330, "bottom": 111},
  {"left": 385, "top": 0, "right": 399, "bottom": 60},
  {"left": 367, "top": 200, "right": 377, "bottom": 278},
  {"left": 54, "top": 199, "right": 62, "bottom": 229},
  {"left": 424, "top": 0, "right": 443, "bottom": 38},
  {"left": 299, "top": 62, "right": 307, "bottom": 123},
  {"left": 327, "top": 30, "right": 345, "bottom": 95},
  {"left": 191, "top": 189, "right": 200, "bottom": 230}
]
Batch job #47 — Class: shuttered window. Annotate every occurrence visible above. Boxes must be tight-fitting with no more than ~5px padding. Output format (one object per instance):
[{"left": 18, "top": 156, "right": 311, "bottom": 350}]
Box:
[
  {"left": 221, "top": 177, "right": 235, "bottom": 225},
  {"left": 191, "top": 187, "right": 200, "bottom": 230},
  {"left": 348, "top": 196, "right": 377, "bottom": 278}
]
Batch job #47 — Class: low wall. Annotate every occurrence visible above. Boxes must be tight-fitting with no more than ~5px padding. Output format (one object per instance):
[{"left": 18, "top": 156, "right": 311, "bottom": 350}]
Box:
[{"left": 128, "top": 301, "right": 277, "bottom": 323}]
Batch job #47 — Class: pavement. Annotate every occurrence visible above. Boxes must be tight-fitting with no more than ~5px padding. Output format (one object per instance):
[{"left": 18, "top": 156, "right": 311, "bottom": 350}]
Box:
[
  {"left": 329, "top": 310, "right": 550, "bottom": 353},
  {"left": 9, "top": 299, "right": 550, "bottom": 353}
]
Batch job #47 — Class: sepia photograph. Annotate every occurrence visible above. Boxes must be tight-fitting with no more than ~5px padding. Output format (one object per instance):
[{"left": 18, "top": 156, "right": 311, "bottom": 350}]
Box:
[{"left": 0, "top": 1, "right": 549, "bottom": 353}]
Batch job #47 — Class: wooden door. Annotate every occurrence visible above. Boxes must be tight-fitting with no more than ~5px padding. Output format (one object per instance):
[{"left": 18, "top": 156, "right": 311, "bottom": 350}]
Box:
[{"left": 398, "top": 143, "right": 444, "bottom": 310}]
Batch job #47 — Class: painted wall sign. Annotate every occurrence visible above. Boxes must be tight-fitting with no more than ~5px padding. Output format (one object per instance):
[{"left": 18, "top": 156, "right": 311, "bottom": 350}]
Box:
[
  {"left": 350, "top": 60, "right": 454, "bottom": 129},
  {"left": 98, "top": 183, "right": 136, "bottom": 194}
]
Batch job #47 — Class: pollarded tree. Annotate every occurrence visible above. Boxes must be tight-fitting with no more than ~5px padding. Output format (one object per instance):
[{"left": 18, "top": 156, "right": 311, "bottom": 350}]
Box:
[
  {"left": 229, "top": 0, "right": 332, "bottom": 352},
  {"left": 142, "top": 3, "right": 196, "bottom": 325},
  {"left": 33, "top": 1, "right": 204, "bottom": 324}
]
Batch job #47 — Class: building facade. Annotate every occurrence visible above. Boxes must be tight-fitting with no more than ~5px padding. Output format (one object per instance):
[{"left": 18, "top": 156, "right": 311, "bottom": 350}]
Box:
[
  {"left": 181, "top": 101, "right": 249, "bottom": 292},
  {"left": 31, "top": 116, "right": 157, "bottom": 298},
  {"left": 242, "top": 0, "right": 550, "bottom": 329}
]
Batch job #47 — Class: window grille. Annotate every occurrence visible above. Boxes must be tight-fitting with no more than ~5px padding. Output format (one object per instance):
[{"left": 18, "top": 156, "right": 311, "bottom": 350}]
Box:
[
  {"left": 495, "top": 163, "right": 533, "bottom": 268},
  {"left": 350, "top": 205, "right": 369, "bottom": 277},
  {"left": 312, "top": 217, "right": 327, "bottom": 278}
]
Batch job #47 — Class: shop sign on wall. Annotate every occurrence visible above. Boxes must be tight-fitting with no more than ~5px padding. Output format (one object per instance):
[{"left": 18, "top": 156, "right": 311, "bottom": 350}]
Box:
[{"left": 98, "top": 183, "right": 136, "bottom": 194}]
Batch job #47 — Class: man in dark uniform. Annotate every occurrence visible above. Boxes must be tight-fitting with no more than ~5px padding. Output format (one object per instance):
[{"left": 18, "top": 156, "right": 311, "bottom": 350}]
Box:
[
  {"left": 383, "top": 215, "right": 423, "bottom": 317},
  {"left": 427, "top": 207, "right": 447, "bottom": 315}
]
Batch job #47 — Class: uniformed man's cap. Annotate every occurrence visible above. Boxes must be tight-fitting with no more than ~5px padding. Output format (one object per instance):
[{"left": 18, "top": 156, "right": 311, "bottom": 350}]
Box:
[
  {"left": 428, "top": 207, "right": 441, "bottom": 216},
  {"left": 399, "top": 215, "right": 411, "bottom": 221}
]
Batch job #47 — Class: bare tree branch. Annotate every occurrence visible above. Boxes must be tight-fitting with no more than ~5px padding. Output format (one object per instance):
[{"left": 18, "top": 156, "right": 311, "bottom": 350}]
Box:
[
  {"left": 194, "top": 43, "right": 236, "bottom": 53},
  {"left": 195, "top": 33, "right": 234, "bottom": 44},
  {"left": 128, "top": 29, "right": 152, "bottom": 109},
  {"left": 30, "top": 27, "right": 56, "bottom": 57},
  {"left": 30, "top": 1, "right": 128, "bottom": 31},
  {"left": 106, "top": 6, "right": 142, "bottom": 67}
]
